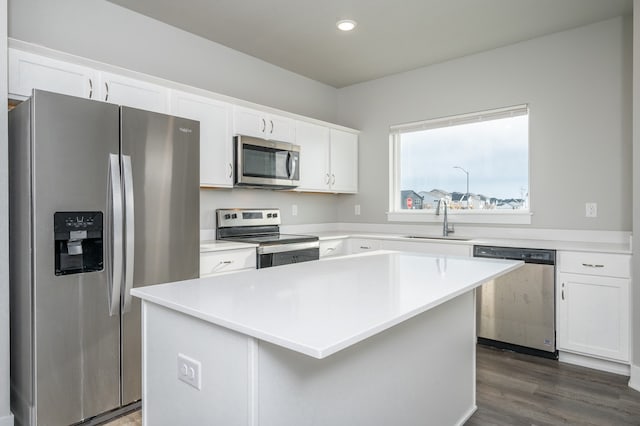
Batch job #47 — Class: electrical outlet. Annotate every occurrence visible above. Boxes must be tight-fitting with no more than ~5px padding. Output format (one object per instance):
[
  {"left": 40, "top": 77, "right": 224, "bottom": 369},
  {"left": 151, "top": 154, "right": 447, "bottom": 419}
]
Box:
[
  {"left": 292, "top": 204, "right": 298, "bottom": 216},
  {"left": 355, "top": 204, "right": 361, "bottom": 215},
  {"left": 585, "top": 202, "right": 597, "bottom": 218},
  {"left": 177, "top": 353, "right": 201, "bottom": 390}
]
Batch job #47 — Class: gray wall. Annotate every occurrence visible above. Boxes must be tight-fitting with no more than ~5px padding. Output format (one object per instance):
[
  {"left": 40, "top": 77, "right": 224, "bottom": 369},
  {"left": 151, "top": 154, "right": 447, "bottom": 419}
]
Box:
[
  {"left": 633, "top": 0, "right": 639, "bottom": 380},
  {"left": 9, "top": 0, "right": 345, "bottom": 227},
  {"left": 1, "top": 2, "right": 11, "bottom": 425},
  {"left": 8, "top": 0, "right": 338, "bottom": 123},
  {"left": 336, "top": 17, "right": 633, "bottom": 231}
]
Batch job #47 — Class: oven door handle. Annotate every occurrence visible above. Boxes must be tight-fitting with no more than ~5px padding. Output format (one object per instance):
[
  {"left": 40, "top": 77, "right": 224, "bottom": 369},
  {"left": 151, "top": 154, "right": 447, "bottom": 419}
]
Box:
[{"left": 257, "top": 241, "right": 319, "bottom": 255}]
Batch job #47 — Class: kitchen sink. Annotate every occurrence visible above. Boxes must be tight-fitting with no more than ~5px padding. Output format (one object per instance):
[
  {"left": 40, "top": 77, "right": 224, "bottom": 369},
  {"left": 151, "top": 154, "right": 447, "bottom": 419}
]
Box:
[{"left": 403, "top": 235, "right": 472, "bottom": 242}]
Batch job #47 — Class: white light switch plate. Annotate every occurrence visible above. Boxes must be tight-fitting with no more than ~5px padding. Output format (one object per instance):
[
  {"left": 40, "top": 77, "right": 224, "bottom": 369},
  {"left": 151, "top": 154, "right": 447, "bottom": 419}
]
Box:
[
  {"left": 177, "top": 353, "right": 201, "bottom": 390},
  {"left": 585, "top": 202, "right": 597, "bottom": 218}
]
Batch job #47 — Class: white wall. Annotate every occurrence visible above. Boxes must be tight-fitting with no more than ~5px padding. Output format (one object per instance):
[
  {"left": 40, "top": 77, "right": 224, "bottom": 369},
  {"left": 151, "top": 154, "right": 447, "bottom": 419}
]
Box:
[
  {"left": 336, "top": 17, "right": 633, "bottom": 231},
  {"left": 1, "top": 1, "right": 13, "bottom": 424}
]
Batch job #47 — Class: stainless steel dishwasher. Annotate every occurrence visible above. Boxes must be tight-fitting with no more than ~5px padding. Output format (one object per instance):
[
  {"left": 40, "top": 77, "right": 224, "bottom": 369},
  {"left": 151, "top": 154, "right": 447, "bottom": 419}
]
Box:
[{"left": 474, "top": 245, "right": 557, "bottom": 359}]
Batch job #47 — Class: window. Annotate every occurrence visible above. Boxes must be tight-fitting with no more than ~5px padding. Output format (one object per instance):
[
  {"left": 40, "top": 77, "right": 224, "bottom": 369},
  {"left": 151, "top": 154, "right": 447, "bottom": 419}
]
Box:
[{"left": 389, "top": 105, "right": 530, "bottom": 224}]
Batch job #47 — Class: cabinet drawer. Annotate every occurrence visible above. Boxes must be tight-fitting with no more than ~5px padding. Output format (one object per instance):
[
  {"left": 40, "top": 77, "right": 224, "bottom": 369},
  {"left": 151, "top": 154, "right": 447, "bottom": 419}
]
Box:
[
  {"left": 348, "top": 238, "right": 382, "bottom": 254},
  {"left": 558, "top": 251, "right": 630, "bottom": 278},
  {"left": 200, "top": 248, "right": 256, "bottom": 276},
  {"left": 320, "top": 239, "right": 347, "bottom": 258}
]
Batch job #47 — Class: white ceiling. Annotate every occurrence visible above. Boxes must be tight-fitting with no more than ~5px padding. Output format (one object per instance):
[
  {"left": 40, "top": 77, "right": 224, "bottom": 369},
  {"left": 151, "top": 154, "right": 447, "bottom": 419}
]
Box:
[{"left": 106, "top": 0, "right": 633, "bottom": 88}]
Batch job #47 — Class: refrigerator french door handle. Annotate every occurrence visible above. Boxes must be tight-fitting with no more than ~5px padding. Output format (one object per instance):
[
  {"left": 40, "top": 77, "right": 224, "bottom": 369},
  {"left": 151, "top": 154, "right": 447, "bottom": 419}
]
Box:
[
  {"left": 107, "top": 154, "right": 123, "bottom": 316},
  {"left": 122, "top": 155, "right": 135, "bottom": 313}
]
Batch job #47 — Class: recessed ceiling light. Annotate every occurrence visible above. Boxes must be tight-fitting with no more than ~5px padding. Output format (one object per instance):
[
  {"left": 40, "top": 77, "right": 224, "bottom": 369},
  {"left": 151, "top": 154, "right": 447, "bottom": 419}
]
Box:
[{"left": 336, "top": 19, "right": 357, "bottom": 32}]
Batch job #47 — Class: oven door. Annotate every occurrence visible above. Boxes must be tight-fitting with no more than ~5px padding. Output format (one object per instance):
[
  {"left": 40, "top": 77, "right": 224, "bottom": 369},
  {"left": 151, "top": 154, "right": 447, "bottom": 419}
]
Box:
[
  {"left": 257, "top": 241, "right": 320, "bottom": 269},
  {"left": 235, "top": 135, "right": 300, "bottom": 188}
]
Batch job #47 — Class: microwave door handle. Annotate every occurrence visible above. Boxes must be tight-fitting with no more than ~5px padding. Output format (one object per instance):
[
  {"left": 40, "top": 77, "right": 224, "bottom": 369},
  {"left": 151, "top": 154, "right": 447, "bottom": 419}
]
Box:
[{"left": 287, "top": 152, "right": 296, "bottom": 179}]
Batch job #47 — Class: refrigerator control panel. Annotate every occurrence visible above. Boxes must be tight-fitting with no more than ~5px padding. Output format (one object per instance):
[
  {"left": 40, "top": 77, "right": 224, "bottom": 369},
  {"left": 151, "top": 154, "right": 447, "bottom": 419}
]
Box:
[{"left": 54, "top": 211, "right": 104, "bottom": 275}]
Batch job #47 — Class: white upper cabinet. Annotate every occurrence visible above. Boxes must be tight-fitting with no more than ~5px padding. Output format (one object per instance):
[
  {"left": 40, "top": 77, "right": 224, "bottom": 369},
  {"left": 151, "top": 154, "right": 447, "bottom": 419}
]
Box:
[
  {"left": 294, "top": 122, "right": 358, "bottom": 193},
  {"left": 99, "top": 72, "right": 169, "bottom": 114},
  {"left": 329, "top": 129, "right": 358, "bottom": 193},
  {"left": 9, "top": 49, "right": 97, "bottom": 100},
  {"left": 8, "top": 49, "right": 169, "bottom": 114},
  {"left": 233, "top": 106, "right": 295, "bottom": 142},
  {"left": 295, "top": 121, "right": 330, "bottom": 191},
  {"left": 171, "top": 91, "right": 234, "bottom": 188}
]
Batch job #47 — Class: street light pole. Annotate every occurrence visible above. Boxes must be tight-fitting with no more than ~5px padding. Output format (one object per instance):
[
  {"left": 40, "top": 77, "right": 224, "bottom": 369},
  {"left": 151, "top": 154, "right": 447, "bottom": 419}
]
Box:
[{"left": 453, "top": 166, "right": 469, "bottom": 208}]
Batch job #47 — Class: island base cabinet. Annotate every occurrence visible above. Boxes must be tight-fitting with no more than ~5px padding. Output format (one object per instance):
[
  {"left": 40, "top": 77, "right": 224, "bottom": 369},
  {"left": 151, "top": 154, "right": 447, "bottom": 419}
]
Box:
[{"left": 141, "top": 292, "right": 477, "bottom": 426}]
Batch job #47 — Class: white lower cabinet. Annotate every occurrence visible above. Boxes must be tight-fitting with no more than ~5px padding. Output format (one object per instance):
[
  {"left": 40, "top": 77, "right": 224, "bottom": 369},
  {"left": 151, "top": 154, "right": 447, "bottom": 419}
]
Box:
[
  {"left": 380, "top": 240, "right": 471, "bottom": 257},
  {"left": 319, "top": 239, "right": 347, "bottom": 258},
  {"left": 556, "top": 251, "right": 630, "bottom": 363},
  {"left": 200, "top": 248, "right": 256, "bottom": 277},
  {"left": 347, "top": 238, "right": 382, "bottom": 254}
]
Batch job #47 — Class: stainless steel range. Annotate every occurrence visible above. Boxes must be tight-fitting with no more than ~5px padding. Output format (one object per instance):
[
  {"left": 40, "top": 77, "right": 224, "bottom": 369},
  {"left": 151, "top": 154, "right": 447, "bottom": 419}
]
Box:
[{"left": 216, "top": 208, "right": 319, "bottom": 268}]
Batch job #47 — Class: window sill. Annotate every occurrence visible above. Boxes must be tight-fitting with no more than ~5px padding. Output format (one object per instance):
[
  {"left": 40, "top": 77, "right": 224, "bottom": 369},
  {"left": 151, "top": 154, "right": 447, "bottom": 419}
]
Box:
[{"left": 386, "top": 210, "right": 532, "bottom": 225}]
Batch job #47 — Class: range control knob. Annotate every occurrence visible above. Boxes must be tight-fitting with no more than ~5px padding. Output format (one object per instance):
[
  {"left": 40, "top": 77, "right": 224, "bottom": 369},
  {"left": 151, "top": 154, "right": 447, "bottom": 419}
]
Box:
[
  {"left": 273, "top": 213, "right": 278, "bottom": 218},
  {"left": 231, "top": 213, "right": 238, "bottom": 219},
  {"left": 224, "top": 214, "right": 231, "bottom": 220}
]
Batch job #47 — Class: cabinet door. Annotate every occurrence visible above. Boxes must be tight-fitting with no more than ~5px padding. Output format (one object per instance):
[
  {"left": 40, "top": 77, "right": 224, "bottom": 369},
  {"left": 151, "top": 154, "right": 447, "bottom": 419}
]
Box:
[
  {"left": 347, "top": 238, "right": 381, "bottom": 254},
  {"left": 171, "top": 91, "right": 233, "bottom": 187},
  {"left": 557, "top": 273, "right": 629, "bottom": 362},
  {"left": 319, "top": 239, "right": 347, "bottom": 258},
  {"left": 295, "top": 121, "right": 330, "bottom": 191},
  {"left": 267, "top": 114, "right": 295, "bottom": 142},
  {"left": 329, "top": 129, "right": 358, "bottom": 193},
  {"left": 9, "top": 49, "right": 97, "bottom": 99},
  {"left": 99, "top": 72, "right": 168, "bottom": 113},
  {"left": 233, "top": 106, "right": 265, "bottom": 138}
]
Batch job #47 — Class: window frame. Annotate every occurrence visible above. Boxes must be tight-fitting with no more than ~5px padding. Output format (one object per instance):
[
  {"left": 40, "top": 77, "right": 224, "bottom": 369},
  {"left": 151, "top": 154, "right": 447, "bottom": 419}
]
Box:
[{"left": 387, "top": 104, "right": 532, "bottom": 225}]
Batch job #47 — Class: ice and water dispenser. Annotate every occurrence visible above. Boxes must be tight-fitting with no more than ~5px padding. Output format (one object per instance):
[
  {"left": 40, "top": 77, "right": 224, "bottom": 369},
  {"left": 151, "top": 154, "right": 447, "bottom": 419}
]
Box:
[{"left": 54, "top": 211, "right": 104, "bottom": 275}]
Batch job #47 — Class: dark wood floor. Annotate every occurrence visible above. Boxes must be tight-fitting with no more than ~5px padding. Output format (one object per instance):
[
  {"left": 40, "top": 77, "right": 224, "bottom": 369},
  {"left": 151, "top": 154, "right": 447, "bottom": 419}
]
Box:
[{"left": 466, "top": 345, "right": 640, "bottom": 426}]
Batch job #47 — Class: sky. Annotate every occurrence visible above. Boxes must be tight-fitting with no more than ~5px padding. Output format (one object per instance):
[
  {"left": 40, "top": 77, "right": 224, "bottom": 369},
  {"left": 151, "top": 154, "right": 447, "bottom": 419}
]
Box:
[{"left": 400, "top": 115, "right": 528, "bottom": 200}]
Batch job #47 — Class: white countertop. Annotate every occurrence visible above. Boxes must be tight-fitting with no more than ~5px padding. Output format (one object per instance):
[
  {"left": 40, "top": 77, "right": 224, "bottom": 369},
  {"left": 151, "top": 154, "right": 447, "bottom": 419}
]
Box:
[
  {"left": 132, "top": 251, "right": 522, "bottom": 359},
  {"left": 200, "top": 240, "right": 257, "bottom": 253},
  {"left": 313, "top": 231, "right": 631, "bottom": 254}
]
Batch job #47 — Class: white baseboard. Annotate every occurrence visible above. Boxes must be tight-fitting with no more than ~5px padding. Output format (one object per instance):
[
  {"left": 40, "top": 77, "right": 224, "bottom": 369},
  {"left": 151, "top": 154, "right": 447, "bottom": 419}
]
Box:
[
  {"left": 0, "top": 413, "right": 14, "bottom": 426},
  {"left": 629, "top": 364, "right": 640, "bottom": 392},
  {"left": 559, "top": 351, "right": 630, "bottom": 376},
  {"left": 456, "top": 405, "right": 477, "bottom": 426}
]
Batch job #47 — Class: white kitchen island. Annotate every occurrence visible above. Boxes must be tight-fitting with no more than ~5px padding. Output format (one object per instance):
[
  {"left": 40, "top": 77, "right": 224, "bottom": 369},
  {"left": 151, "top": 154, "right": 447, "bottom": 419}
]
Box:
[{"left": 132, "top": 251, "right": 521, "bottom": 426}]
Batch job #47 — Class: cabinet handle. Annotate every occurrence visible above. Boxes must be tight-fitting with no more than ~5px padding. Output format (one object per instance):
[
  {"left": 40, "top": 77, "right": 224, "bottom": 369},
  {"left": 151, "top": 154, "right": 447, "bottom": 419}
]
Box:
[
  {"left": 360, "top": 246, "right": 371, "bottom": 250},
  {"left": 270, "top": 120, "right": 274, "bottom": 134},
  {"left": 104, "top": 82, "right": 109, "bottom": 101},
  {"left": 561, "top": 282, "right": 565, "bottom": 300},
  {"left": 228, "top": 163, "right": 233, "bottom": 178},
  {"left": 326, "top": 247, "right": 335, "bottom": 252},
  {"left": 88, "top": 78, "right": 93, "bottom": 99},
  {"left": 325, "top": 173, "right": 330, "bottom": 184},
  {"left": 581, "top": 263, "right": 604, "bottom": 268},
  {"left": 219, "top": 260, "right": 234, "bottom": 265},
  {"left": 261, "top": 118, "right": 266, "bottom": 132},
  {"left": 331, "top": 174, "right": 336, "bottom": 185}
]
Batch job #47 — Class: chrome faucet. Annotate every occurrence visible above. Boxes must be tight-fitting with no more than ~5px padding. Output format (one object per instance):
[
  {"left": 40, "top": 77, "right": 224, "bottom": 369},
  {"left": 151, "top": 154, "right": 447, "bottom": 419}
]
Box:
[{"left": 435, "top": 198, "right": 455, "bottom": 237}]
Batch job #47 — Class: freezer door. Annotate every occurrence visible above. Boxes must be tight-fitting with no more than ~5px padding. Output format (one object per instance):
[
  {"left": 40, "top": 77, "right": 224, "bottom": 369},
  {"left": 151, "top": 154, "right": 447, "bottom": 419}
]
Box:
[
  {"left": 120, "top": 107, "right": 200, "bottom": 405},
  {"left": 30, "top": 91, "right": 121, "bottom": 424}
]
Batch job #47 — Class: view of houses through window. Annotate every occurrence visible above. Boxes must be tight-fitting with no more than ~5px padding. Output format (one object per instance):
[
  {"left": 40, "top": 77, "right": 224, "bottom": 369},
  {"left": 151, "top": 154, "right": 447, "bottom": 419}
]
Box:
[{"left": 392, "top": 105, "right": 529, "bottom": 213}]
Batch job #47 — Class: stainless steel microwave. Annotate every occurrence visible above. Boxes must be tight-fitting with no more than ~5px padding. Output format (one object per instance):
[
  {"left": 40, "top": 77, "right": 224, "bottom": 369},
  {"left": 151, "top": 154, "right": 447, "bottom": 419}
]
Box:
[{"left": 234, "top": 135, "right": 300, "bottom": 189}]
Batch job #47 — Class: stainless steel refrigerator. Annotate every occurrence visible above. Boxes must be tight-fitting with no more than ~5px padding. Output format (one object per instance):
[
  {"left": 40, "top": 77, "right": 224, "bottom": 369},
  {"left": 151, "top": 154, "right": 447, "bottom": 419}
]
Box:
[{"left": 9, "top": 90, "right": 200, "bottom": 425}]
